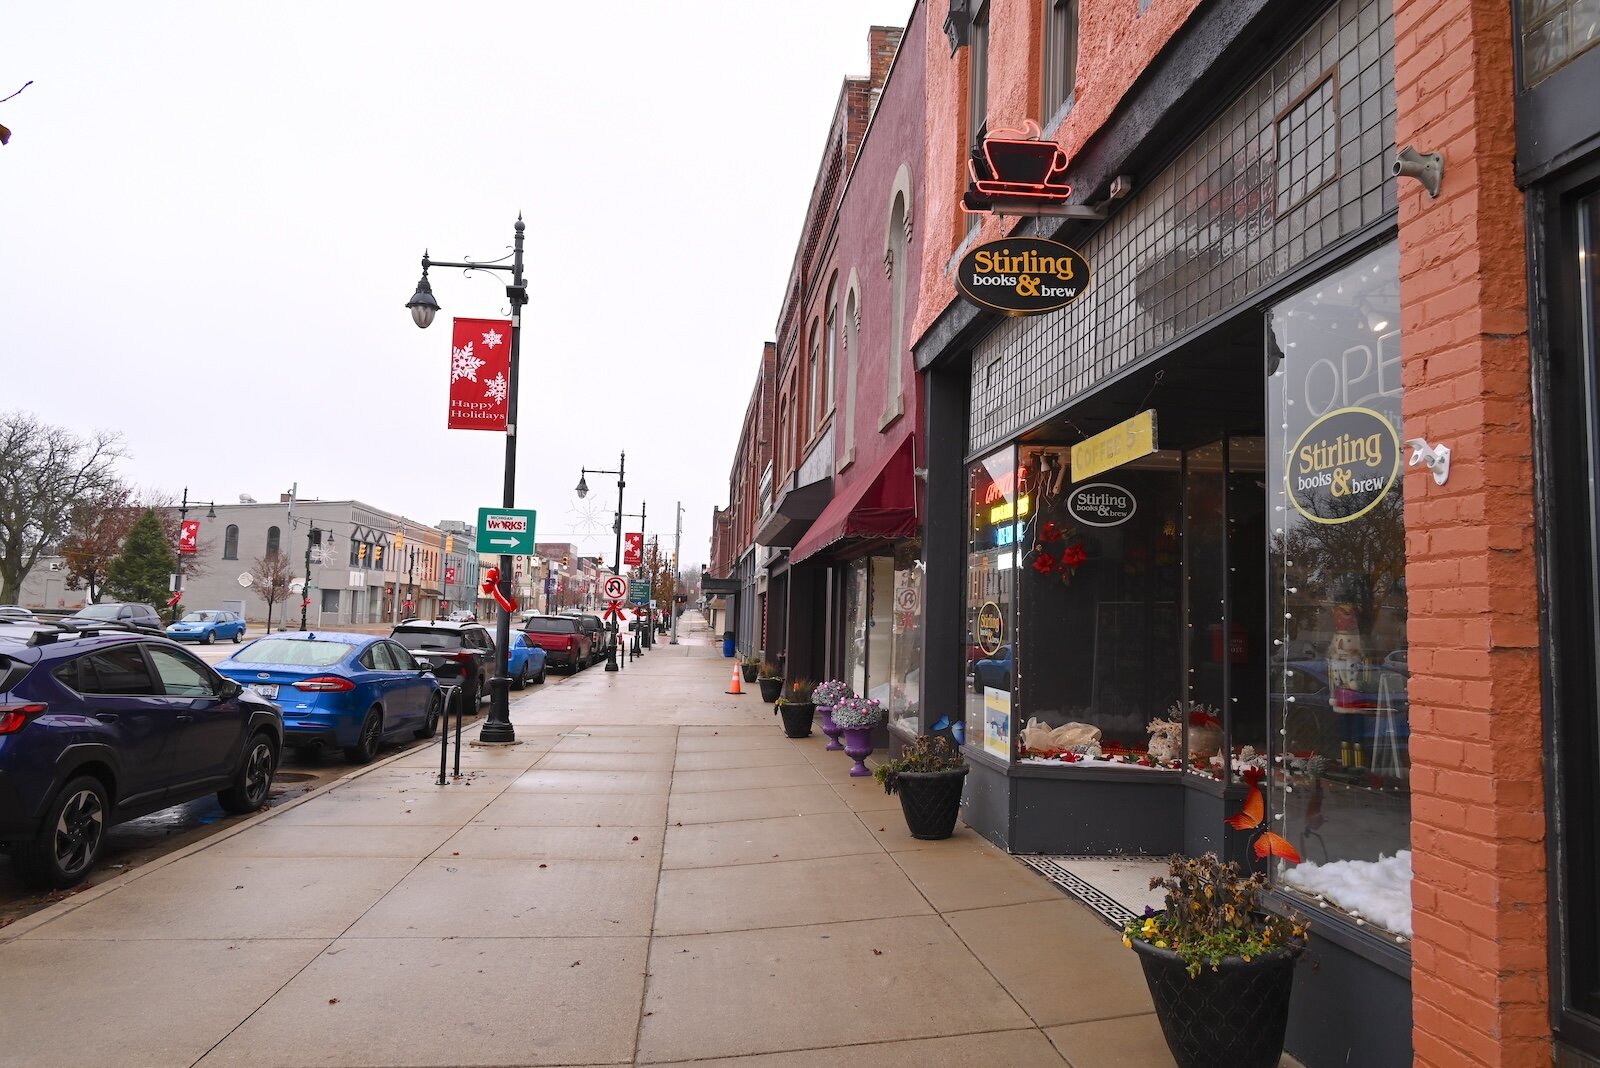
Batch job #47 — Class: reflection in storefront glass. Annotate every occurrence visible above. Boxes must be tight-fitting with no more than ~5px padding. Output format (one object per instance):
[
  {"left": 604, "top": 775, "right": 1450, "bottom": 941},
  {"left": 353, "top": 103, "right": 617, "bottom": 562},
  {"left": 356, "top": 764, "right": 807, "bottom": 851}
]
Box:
[
  {"left": 967, "top": 448, "right": 1017, "bottom": 758},
  {"left": 888, "top": 542, "right": 924, "bottom": 735},
  {"left": 1267, "top": 242, "right": 1411, "bottom": 937}
]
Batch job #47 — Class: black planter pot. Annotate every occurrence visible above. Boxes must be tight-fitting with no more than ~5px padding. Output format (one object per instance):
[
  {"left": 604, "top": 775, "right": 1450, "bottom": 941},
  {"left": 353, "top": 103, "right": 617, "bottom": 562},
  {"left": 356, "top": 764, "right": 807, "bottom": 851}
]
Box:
[
  {"left": 741, "top": 664, "right": 759, "bottom": 683},
  {"left": 1129, "top": 936, "right": 1298, "bottom": 1068},
  {"left": 777, "top": 701, "right": 815, "bottom": 738},
  {"left": 757, "top": 677, "right": 784, "bottom": 703},
  {"left": 891, "top": 767, "right": 968, "bottom": 839}
]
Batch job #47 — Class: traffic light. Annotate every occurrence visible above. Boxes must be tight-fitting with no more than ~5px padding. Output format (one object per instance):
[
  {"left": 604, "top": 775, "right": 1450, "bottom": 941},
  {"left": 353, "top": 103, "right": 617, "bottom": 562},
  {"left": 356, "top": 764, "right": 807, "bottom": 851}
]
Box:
[
  {"left": 358, "top": 543, "right": 368, "bottom": 562},
  {"left": 445, "top": 535, "right": 454, "bottom": 554},
  {"left": 374, "top": 545, "right": 383, "bottom": 564},
  {"left": 395, "top": 532, "right": 405, "bottom": 552},
  {"left": 563, "top": 554, "right": 569, "bottom": 567}
]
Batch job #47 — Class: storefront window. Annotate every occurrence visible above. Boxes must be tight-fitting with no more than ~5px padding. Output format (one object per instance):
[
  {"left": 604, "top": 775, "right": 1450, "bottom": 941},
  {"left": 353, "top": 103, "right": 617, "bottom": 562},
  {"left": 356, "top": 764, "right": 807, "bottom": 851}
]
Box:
[
  {"left": 966, "top": 448, "right": 1018, "bottom": 759},
  {"left": 888, "top": 542, "right": 924, "bottom": 735},
  {"left": 1267, "top": 243, "right": 1411, "bottom": 937},
  {"left": 1013, "top": 450, "right": 1185, "bottom": 767},
  {"left": 844, "top": 560, "right": 867, "bottom": 697}
]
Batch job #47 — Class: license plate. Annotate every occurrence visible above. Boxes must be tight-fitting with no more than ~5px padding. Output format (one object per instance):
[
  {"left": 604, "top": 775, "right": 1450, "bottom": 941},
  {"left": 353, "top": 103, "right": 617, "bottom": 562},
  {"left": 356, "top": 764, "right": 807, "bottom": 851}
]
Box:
[{"left": 250, "top": 684, "right": 279, "bottom": 699}]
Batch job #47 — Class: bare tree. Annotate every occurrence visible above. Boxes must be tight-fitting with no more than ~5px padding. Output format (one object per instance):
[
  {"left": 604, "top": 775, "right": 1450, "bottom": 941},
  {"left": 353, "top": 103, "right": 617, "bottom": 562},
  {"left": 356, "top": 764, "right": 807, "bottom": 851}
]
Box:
[
  {"left": 248, "top": 552, "right": 297, "bottom": 633},
  {"left": 59, "top": 480, "right": 139, "bottom": 603},
  {"left": 0, "top": 411, "right": 125, "bottom": 604}
]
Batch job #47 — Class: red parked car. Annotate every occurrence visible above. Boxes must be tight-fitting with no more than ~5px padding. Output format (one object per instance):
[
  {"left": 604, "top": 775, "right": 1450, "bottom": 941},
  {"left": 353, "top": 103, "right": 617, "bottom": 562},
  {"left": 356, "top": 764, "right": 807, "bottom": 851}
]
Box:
[{"left": 519, "top": 616, "right": 591, "bottom": 674}]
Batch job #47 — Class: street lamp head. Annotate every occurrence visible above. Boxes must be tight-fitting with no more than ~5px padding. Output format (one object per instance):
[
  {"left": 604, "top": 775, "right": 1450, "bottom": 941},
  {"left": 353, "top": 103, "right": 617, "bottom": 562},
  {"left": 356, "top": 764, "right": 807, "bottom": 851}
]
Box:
[
  {"left": 575, "top": 474, "right": 589, "bottom": 499},
  {"left": 406, "top": 259, "right": 439, "bottom": 329},
  {"left": 206, "top": 503, "right": 216, "bottom": 519}
]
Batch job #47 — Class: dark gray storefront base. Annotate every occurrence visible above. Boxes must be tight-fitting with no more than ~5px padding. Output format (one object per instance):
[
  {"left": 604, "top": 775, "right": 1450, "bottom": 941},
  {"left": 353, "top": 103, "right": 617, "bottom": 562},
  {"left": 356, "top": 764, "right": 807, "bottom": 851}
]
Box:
[
  {"left": 956, "top": 750, "right": 1413, "bottom": 1068},
  {"left": 1281, "top": 906, "right": 1413, "bottom": 1068}
]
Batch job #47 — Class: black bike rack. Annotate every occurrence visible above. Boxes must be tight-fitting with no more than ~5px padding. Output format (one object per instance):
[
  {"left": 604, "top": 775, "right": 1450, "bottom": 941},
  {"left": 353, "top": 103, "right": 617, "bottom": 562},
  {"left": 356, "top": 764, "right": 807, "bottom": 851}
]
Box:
[{"left": 435, "top": 683, "right": 467, "bottom": 786}]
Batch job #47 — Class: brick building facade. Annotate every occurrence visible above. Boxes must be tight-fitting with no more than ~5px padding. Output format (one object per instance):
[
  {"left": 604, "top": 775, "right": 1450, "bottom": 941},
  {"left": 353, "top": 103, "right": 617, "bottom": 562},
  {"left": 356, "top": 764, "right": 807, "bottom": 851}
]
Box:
[{"left": 709, "top": 1, "right": 1600, "bottom": 1063}]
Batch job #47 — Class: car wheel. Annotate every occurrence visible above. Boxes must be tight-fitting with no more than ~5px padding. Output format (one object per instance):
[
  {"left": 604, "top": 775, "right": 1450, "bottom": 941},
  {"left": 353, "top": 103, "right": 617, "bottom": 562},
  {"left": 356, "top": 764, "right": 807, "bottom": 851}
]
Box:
[
  {"left": 535, "top": 662, "right": 546, "bottom": 684},
  {"left": 344, "top": 708, "right": 383, "bottom": 764},
  {"left": 203, "top": 630, "right": 215, "bottom": 645},
  {"left": 513, "top": 663, "right": 528, "bottom": 690},
  {"left": 232, "top": 628, "right": 243, "bottom": 644},
  {"left": 13, "top": 775, "right": 110, "bottom": 890},
  {"left": 218, "top": 733, "right": 278, "bottom": 814},
  {"left": 415, "top": 692, "right": 442, "bottom": 739}
]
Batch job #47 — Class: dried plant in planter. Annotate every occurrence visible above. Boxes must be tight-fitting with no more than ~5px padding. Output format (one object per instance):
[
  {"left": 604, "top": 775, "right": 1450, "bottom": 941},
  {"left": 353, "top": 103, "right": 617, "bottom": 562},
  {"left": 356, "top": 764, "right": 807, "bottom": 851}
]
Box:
[
  {"left": 756, "top": 660, "right": 781, "bottom": 680},
  {"left": 776, "top": 678, "right": 816, "bottom": 705},
  {"left": 1124, "top": 853, "right": 1308, "bottom": 977},
  {"left": 874, "top": 735, "right": 965, "bottom": 794}
]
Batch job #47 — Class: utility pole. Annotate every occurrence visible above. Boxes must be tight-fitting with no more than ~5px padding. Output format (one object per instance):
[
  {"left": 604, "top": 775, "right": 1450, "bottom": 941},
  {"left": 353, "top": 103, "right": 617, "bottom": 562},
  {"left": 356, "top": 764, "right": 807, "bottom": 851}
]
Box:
[{"left": 671, "top": 501, "right": 683, "bottom": 645}]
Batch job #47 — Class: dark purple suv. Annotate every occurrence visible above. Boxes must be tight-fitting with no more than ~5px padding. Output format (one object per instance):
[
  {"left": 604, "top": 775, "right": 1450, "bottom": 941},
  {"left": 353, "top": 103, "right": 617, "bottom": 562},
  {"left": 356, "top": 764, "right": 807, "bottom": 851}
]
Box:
[{"left": 0, "top": 623, "right": 283, "bottom": 888}]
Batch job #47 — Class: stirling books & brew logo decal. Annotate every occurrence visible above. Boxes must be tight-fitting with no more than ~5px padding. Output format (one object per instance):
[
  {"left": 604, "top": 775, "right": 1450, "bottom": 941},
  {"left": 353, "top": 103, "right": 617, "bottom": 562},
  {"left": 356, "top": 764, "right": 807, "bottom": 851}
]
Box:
[
  {"left": 956, "top": 237, "right": 1090, "bottom": 316},
  {"left": 1067, "top": 483, "right": 1137, "bottom": 527},
  {"left": 1286, "top": 406, "right": 1401, "bottom": 524}
]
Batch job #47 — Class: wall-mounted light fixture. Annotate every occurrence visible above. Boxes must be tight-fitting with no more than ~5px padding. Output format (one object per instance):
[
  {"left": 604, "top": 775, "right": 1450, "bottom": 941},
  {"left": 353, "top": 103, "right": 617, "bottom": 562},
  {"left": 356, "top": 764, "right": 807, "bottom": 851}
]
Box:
[
  {"left": 1394, "top": 146, "right": 1444, "bottom": 198},
  {"left": 944, "top": 0, "right": 971, "bottom": 54}
]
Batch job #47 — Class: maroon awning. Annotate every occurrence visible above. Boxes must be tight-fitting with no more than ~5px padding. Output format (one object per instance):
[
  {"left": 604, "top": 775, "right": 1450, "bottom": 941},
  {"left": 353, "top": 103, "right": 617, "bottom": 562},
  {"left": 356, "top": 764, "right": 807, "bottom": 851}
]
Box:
[{"left": 789, "top": 435, "right": 918, "bottom": 564}]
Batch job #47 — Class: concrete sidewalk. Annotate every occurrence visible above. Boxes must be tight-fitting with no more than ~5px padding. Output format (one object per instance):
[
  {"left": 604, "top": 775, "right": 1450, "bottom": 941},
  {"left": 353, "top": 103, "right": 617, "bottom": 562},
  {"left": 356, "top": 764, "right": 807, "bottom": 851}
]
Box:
[{"left": 0, "top": 614, "right": 1178, "bottom": 1068}]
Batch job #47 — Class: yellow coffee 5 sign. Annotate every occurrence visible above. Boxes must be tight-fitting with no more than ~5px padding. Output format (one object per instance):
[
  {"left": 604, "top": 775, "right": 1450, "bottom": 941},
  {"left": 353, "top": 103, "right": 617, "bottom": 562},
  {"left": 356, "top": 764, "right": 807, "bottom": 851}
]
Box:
[
  {"left": 956, "top": 237, "right": 1090, "bottom": 316},
  {"left": 1287, "top": 406, "right": 1401, "bottom": 524}
]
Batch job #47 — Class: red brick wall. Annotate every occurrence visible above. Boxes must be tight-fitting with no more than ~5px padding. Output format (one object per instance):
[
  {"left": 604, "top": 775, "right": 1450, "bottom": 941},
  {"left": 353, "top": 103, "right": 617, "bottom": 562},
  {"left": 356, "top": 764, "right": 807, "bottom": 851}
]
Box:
[{"left": 1394, "top": 1, "right": 1548, "bottom": 1064}]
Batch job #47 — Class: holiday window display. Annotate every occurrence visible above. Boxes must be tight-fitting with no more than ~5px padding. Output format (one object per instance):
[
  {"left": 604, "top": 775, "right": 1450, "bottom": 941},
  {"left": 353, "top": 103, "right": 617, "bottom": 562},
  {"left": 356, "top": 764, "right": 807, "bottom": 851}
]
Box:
[{"left": 1265, "top": 243, "right": 1411, "bottom": 937}]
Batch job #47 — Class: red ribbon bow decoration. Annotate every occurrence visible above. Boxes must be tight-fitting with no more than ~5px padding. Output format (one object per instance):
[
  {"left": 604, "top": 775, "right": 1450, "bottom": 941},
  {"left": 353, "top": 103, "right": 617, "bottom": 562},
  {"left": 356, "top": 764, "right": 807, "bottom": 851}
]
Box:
[{"left": 480, "top": 567, "right": 517, "bottom": 614}]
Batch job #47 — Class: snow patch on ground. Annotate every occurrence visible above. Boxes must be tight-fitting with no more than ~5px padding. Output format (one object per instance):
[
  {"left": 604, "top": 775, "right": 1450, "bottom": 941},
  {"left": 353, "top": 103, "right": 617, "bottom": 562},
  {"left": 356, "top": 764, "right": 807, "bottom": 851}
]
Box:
[{"left": 1281, "top": 850, "right": 1413, "bottom": 937}]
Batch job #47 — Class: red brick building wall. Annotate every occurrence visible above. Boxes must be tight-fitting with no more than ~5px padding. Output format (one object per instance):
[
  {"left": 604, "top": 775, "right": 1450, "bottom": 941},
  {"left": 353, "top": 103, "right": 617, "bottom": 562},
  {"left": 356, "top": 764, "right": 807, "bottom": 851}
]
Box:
[{"left": 1394, "top": 0, "right": 1548, "bottom": 1064}]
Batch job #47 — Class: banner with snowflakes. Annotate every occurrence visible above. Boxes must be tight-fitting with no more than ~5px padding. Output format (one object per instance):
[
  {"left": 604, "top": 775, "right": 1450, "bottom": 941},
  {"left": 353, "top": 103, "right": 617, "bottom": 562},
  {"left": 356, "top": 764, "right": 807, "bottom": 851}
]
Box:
[{"left": 447, "top": 317, "right": 512, "bottom": 431}]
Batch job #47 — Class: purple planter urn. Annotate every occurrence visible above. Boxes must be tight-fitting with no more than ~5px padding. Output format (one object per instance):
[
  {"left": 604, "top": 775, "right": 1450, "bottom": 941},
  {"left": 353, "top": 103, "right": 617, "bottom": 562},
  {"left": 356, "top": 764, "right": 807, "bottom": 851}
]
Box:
[
  {"left": 842, "top": 726, "right": 875, "bottom": 776},
  {"left": 818, "top": 706, "right": 844, "bottom": 751}
]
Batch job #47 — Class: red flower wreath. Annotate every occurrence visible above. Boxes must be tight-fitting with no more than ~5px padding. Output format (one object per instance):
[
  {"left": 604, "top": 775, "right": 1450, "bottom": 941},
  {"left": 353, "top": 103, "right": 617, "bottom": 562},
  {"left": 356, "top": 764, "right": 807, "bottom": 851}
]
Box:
[
  {"left": 1040, "top": 521, "right": 1063, "bottom": 543},
  {"left": 1061, "top": 544, "right": 1087, "bottom": 568},
  {"left": 1031, "top": 550, "right": 1057, "bottom": 575}
]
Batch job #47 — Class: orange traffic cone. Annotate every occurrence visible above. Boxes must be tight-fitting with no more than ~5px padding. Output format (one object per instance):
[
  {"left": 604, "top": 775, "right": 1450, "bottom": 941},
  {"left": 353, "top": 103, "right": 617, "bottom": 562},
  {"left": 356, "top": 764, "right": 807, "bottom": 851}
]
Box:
[{"left": 726, "top": 662, "right": 744, "bottom": 695}]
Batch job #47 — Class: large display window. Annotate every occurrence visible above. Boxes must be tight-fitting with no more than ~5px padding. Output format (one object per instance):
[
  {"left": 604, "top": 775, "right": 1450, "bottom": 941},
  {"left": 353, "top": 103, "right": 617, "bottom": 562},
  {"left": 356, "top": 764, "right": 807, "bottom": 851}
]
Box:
[
  {"left": 842, "top": 544, "right": 924, "bottom": 734},
  {"left": 1266, "top": 243, "right": 1411, "bottom": 938},
  {"left": 966, "top": 449, "right": 1018, "bottom": 758}
]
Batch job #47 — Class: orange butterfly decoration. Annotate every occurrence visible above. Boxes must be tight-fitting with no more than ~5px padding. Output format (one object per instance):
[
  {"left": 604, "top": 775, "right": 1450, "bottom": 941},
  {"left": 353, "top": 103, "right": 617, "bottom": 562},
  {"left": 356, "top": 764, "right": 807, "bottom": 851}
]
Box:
[{"left": 1226, "top": 766, "right": 1302, "bottom": 864}]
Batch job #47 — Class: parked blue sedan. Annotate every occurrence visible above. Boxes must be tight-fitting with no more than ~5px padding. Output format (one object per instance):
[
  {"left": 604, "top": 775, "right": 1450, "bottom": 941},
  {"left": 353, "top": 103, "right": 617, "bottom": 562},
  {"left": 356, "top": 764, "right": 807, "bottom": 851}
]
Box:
[
  {"left": 166, "top": 609, "right": 247, "bottom": 645},
  {"left": 215, "top": 632, "right": 441, "bottom": 763},
  {"left": 507, "top": 631, "right": 548, "bottom": 689}
]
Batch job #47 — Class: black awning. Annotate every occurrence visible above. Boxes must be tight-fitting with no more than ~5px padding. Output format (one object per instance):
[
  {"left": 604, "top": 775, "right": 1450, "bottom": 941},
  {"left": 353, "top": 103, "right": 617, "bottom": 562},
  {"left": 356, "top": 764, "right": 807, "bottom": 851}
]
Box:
[{"left": 753, "top": 477, "right": 833, "bottom": 548}]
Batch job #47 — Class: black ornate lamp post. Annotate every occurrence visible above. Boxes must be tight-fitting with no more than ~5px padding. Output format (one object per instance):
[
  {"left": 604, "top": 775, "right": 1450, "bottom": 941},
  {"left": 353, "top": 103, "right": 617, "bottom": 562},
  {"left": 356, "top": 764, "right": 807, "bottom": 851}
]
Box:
[
  {"left": 576, "top": 452, "right": 626, "bottom": 672},
  {"left": 406, "top": 216, "right": 526, "bottom": 744},
  {"left": 614, "top": 501, "right": 648, "bottom": 651},
  {"left": 298, "top": 523, "right": 329, "bottom": 632},
  {"left": 173, "top": 488, "right": 217, "bottom": 623}
]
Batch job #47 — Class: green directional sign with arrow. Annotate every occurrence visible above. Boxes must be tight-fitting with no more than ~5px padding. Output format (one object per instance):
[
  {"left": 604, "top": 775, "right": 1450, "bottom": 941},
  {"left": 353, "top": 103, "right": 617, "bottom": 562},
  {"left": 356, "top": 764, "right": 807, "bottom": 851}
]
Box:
[{"left": 476, "top": 507, "right": 537, "bottom": 556}]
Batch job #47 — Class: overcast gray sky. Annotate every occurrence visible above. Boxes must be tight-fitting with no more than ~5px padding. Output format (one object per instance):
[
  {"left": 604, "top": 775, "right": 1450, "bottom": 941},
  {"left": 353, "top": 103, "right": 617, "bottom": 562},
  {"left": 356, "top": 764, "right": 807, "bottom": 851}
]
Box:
[{"left": 1, "top": 0, "right": 915, "bottom": 569}]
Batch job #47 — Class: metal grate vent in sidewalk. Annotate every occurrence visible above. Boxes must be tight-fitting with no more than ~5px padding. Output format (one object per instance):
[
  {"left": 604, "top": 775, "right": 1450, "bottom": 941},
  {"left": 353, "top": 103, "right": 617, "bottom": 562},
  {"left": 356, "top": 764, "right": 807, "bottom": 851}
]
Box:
[{"left": 1018, "top": 855, "right": 1168, "bottom": 929}]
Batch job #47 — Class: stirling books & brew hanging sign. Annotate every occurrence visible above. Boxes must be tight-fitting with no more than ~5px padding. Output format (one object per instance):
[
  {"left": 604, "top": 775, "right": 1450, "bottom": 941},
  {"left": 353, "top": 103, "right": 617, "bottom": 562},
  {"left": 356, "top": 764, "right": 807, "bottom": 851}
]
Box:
[
  {"left": 955, "top": 237, "right": 1090, "bottom": 316},
  {"left": 1286, "top": 406, "right": 1401, "bottom": 524}
]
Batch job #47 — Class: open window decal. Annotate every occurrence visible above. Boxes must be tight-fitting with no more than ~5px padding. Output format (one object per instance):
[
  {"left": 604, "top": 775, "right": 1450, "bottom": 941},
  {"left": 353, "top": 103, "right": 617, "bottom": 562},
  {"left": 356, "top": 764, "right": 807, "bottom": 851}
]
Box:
[{"left": 963, "top": 120, "right": 1073, "bottom": 213}]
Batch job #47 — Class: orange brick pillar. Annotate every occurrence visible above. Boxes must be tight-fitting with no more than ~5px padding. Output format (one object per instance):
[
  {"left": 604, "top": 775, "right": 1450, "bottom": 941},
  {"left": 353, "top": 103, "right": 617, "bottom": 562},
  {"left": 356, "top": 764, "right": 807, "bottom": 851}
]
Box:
[{"left": 1395, "top": 1, "right": 1549, "bottom": 1065}]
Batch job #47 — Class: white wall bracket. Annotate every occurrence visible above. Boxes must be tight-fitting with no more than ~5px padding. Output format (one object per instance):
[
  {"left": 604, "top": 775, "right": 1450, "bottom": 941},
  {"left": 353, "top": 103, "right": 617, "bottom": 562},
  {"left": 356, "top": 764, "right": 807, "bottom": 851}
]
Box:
[{"left": 1406, "top": 438, "right": 1451, "bottom": 485}]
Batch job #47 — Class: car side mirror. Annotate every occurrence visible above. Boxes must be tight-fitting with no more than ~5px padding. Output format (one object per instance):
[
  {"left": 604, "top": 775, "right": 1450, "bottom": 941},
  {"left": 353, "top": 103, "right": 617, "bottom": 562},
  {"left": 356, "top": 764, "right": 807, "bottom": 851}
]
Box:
[
  {"left": 418, "top": 663, "right": 435, "bottom": 676},
  {"left": 220, "top": 679, "right": 244, "bottom": 700}
]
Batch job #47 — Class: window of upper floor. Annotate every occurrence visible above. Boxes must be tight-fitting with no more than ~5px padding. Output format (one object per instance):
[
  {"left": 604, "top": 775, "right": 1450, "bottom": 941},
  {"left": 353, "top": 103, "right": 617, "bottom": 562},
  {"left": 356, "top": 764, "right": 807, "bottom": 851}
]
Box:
[
  {"left": 968, "top": 0, "right": 991, "bottom": 232},
  {"left": 223, "top": 524, "right": 239, "bottom": 560},
  {"left": 1043, "top": 0, "right": 1079, "bottom": 122}
]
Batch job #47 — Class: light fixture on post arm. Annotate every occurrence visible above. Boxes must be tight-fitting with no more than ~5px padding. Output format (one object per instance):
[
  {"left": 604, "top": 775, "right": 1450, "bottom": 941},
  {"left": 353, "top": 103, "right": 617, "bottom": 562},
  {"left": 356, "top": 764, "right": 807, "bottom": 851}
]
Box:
[
  {"left": 405, "top": 216, "right": 526, "bottom": 744},
  {"left": 173, "top": 488, "right": 217, "bottom": 624},
  {"left": 577, "top": 452, "right": 626, "bottom": 671}
]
